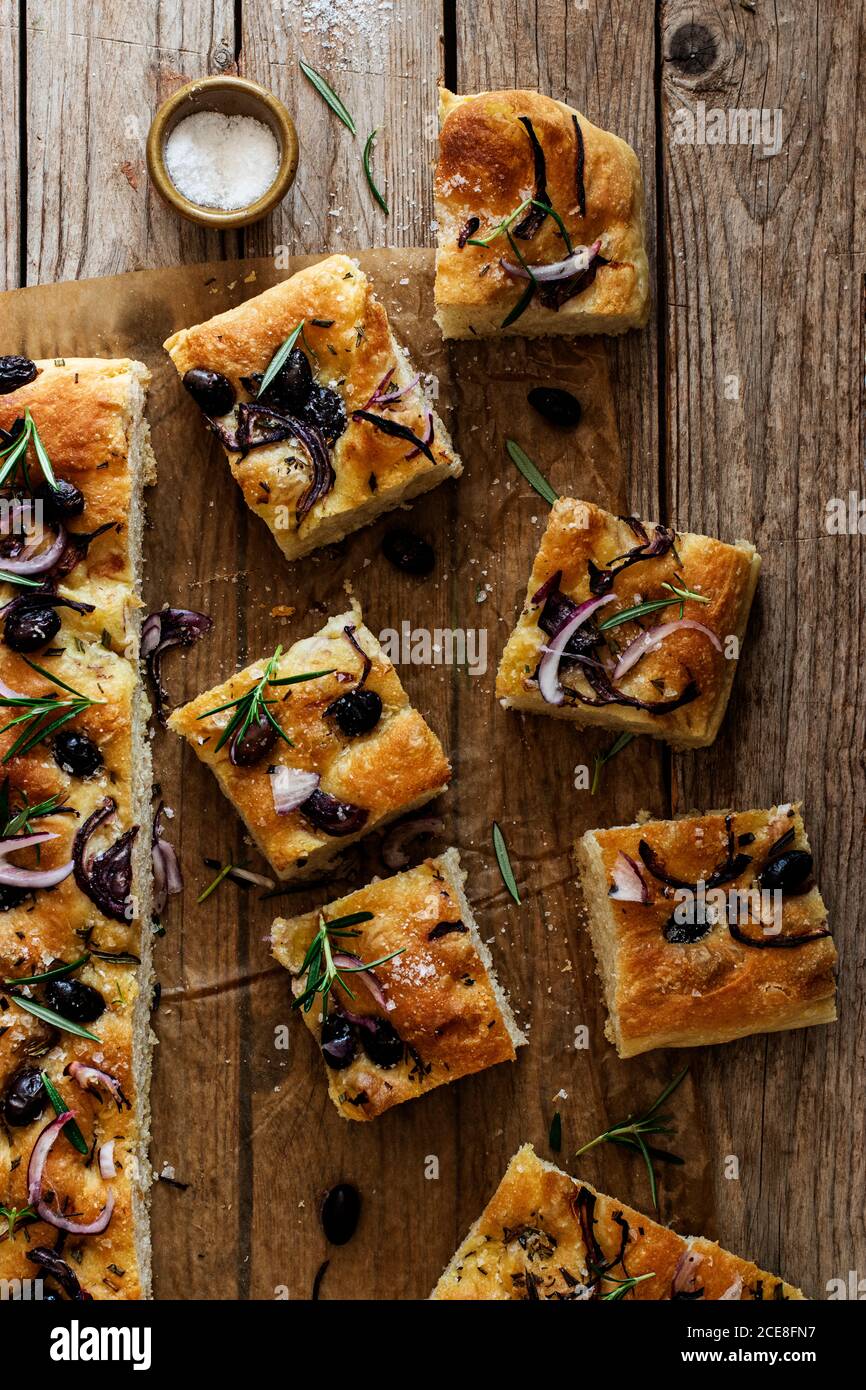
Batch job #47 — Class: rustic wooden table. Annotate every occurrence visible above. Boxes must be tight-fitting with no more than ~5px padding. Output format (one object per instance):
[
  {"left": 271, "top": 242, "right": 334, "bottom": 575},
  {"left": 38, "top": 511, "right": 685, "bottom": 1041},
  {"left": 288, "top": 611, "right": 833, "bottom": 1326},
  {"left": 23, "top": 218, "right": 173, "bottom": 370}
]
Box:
[{"left": 1, "top": 0, "right": 863, "bottom": 1301}]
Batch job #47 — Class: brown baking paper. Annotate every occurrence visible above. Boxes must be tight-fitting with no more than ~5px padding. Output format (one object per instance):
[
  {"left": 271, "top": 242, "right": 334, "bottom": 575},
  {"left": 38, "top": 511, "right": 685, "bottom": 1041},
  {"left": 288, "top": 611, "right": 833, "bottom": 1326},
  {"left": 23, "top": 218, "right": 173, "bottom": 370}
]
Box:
[{"left": 0, "top": 252, "right": 713, "bottom": 1299}]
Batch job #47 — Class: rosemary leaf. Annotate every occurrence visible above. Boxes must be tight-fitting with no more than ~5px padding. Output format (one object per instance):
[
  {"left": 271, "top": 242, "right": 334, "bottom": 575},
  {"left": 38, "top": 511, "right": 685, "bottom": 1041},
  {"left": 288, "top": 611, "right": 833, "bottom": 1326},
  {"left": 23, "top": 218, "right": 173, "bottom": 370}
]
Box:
[
  {"left": 41, "top": 1072, "right": 88, "bottom": 1155},
  {"left": 363, "top": 128, "right": 389, "bottom": 214},
  {"left": 9, "top": 994, "right": 101, "bottom": 1043},
  {"left": 5, "top": 954, "right": 89, "bottom": 987},
  {"left": 505, "top": 439, "right": 559, "bottom": 506},
  {"left": 258, "top": 323, "right": 306, "bottom": 399},
  {"left": 591, "top": 732, "right": 635, "bottom": 795},
  {"left": 197, "top": 862, "right": 234, "bottom": 904},
  {"left": 299, "top": 59, "right": 356, "bottom": 135},
  {"left": 574, "top": 1066, "right": 689, "bottom": 1210},
  {"left": 492, "top": 821, "right": 521, "bottom": 905}
]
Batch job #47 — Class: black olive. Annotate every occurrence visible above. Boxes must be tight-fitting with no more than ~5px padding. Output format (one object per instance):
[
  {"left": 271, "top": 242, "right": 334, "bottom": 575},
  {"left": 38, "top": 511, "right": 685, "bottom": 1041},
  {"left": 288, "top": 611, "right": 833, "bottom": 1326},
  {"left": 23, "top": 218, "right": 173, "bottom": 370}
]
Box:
[
  {"left": 0, "top": 883, "right": 28, "bottom": 912},
  {"left": 382, "top": 527, "right": 435, "bottom": 577},
  {"left": 327, "top": 688, "right": 383, "bottom": 738},
  {"left": 182, "top": 368, "right": 236, "bottom": 417},
  {"left": 320, "top": 1182, "right": 361, "bottom": 1245},
  {"left": 229, "top": 710, "right": 277, "bottom": 767},
  {"left": 759, "top": 850, "right": 814, "bottom": 896},
  {"left": 40, "top": 1288, "right": 63, "bottom": 1301},
  {"left": 0, "top": 356, "right": 37, "bottom": 395},
  {"left": 38, "top": 477, "right": 85, "bottom": 519},
  {"left": 302, "top": 383, "right": 347, "bottom": 445},
  {"left": 261, "top": 347, "right": 313, "bottom": 412},
  {"left": 44, "top": 978, "right": 105, "bottom": 1024},
  {"left": 320, "top": 1013, "right": 356, "bottom": 1070},
  {"left": 662, "top": 914, "right": 714, "bottom": 945},
  {"left": 2, "top": 1064, "right": 46, "bottom": 1126},
  {"left": 527, "top": 386, "right": 582, "bottom": 429},
  {"left": 361, "top": 1017, "right": 404, "bottom": 1069},
  {"left": 53, "top": 729, "right": 103, "bottom": 778},
  {"left": 4, "top": 602, "right": 61, "bottom": 651}
]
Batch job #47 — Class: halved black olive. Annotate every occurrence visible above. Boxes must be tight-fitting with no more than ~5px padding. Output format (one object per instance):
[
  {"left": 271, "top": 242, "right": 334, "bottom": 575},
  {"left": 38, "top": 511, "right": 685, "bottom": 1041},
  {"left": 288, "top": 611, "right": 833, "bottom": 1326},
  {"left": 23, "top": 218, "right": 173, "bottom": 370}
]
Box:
[
  {"left": 260, "top": 347, "right": 313, "bottom": 412},
  {"left": 382, "top": 527, "right": 435, "bottom": 577},
  {"left": 2, "top": 1064, "right": 46, "bottom": 1126},
  {"left": 38, "top": 477, "right": 85, "bottom": 520},
  {"left": 182, "top": 368, "right": 236, "bottom": 417},
  {"left": 53, "top": 729, "right": 103, "bottom": 778},
  {"left": 361, "top": 1017, "right": 404, "bottom": 1069},
  {"left": 4, "top": 602, "right": 61, "bottom": 651},
  {"left": 229, "top": 711, "right": 277, "bottom": 767},
  {"left": 759, "top": 850, "right": 814, "bottom": 896},
  {"left": 326, "top": 688, "right": 382, "bottom": 738},
  {"left": 320, "top": 1182, "right": 361, "bottom": 1245},
  {"left": 299, "top": 788, "right": 368, "bottom": 837},
  {"left": 0, "top": 356, "right": 37, "bottom": 395},
  {"left": 0, "top": 884, "right": 28, "bottom": 912},
  {"left": 302, "top": 383, "right": 347, "bottom": 445},
  {"left": 44, "top": 978, "right": 105, "bottom": 1024},
  {"left": 662, "top": 915, "right": 714, "bottom": 944},
  {"left": 321, "top": 1013, "right": 356, "bottom": 1070},
  {"left": 527, "top": 386, "right": 582, "bottom": 429}
]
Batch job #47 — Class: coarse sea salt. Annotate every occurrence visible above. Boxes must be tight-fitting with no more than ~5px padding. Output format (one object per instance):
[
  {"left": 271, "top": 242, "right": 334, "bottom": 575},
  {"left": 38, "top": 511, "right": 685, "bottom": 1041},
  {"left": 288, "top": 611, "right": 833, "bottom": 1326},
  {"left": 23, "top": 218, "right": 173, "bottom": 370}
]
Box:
[{"left": 164, "top": 110, "right": 280, "bottom": 210}]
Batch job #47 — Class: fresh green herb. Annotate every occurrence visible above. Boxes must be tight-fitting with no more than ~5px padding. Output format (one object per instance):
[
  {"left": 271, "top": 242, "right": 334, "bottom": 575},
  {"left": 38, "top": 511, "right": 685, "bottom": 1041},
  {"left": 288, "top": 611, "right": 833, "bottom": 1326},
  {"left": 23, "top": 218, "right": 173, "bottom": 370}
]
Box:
[
  {"left": 492, "top": 821, "right": 521, "bottom": 906},
  {"left": 257, "top": 322, "right": 306, "bottom": 399},
  {"left": 0, "top": 570, "right": 41, "bottom": 589},
  {"left": 88, "top": 947, "right": 141, "bottom": 966},
  {"left": 4, "top": 953, "right": 88, "bottom": 988},
  {"left": 197, "top": 648, "right": 333, "bottom": 755},
  {"left": 299, "top": 59, "right": 356, "bottom": 135},
  {"left": 549, "top": 1111, "right": 562, "bottom": 1152},
  {"left": 41, "top": 1072, "right": 88, "bottom": 1155},
  {"left": 292, "top": 911, "right": 403, "bottom": 1014},
  {"left": 591, "top": 732, "right": 635, "bottom": 795},
  {"left": 505, "top": 439, "right": 559, "bottom": 506},
  {"left": 0, "top": 658, "right": 100, "bottom": 764},
  {"left": 197, "top": 862, "right": 234, "bottom": 904},
  {"left": 575, "top": 1066, "right": 689, "bottom": 1209},
  {"left": 363, "top": 128, "right": 389, "bottom": 214},
  {"left": 500, "top": 230, "right": 538, "bottom": 328},
  {"left": 1, "top": 784, "right": 69, "bottom": 839},
  {"left": 0, "top": 408, "right": 60, "bottom": 491},
  {"left": 0, "top": 1204, "right": 37, "bottom": 1241},
  {"left": 7, "top": 993, "right": 101, "bottom": 1043},
  {"left": 600, "top": 1271, "right": 655, "bottom": 1300},
  {"left": 598, "top": 580, "right": 711, "bottom": 633},
  {"left": 466, "top": 198, "right": 533, "bottom": 248}
]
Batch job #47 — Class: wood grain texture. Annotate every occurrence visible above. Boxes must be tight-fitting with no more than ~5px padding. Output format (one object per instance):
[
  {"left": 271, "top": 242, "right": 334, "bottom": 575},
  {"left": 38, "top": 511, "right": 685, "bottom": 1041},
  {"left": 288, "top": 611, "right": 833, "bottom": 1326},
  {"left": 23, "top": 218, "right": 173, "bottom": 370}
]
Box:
[
  {"left": 660, "top": 0, "right": 866, "bottom": 1294},
  {"left": 0, "top": 3, "right": 20, "bottom": 290}
]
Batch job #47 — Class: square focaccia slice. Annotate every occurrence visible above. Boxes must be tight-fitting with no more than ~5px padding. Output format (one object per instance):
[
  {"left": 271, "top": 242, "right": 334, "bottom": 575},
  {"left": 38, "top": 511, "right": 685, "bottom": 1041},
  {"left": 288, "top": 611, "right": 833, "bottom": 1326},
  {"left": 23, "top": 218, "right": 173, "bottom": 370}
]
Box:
[
  {"left": 271, "top": 848, "right": 525, "bottom": 1120},
  {"left": 575, "top": 804, "right": 837, "bottom": 1059},
  {"left": 431, "top": 1145, "right": 804, "bottom": 1300},
  {"left": 0, "top": 358, "right": 155, "bottom": 1301},
  {"left": 163, "top": 254, "right": 462, "bottom": 562},
  {"left": 434, "top": 88, "right": 650, "bottom": 339},
  {"left": 169, "top": 605, "right": 450, "bottom": 881},
  {"left": 495, "top": 498, "right": 761, "bottom": 749}
]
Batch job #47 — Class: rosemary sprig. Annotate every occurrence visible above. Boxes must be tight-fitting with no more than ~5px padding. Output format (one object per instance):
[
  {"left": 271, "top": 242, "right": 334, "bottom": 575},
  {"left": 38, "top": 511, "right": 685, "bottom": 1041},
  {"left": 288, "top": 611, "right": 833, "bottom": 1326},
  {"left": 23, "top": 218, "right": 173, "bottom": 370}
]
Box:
[
  {"left": 0, "top": 659, "right": 100, "bottom": 764},
  {"left": 258, "top": 322, "right": 306, "bottom": 399},
  {"left": 505, "top": 439, "right": 559, "bottom": 506},
  {"left": 0, "top": 408, "right": 60, "bottom": 490},
  {"left": 299, "top": 59, "right": 356, "bottom": 135},
  {"left": 0, "top": 1204, "right": 37, "bottom": 1242},
  {"left": 4, "top": 953, "right": 89, "bottom": 988},
  {"left": 363, "top": 128, "right": 389, "bottom": 214},
  {"left": 197, "top": 861, "right": 234, "bottom": 904},
  {"left": 575, "top": 1066, "right": 689, "bottom": 1209},
  {"left": 591, "top": 732, "right": 635, "bottom": 795},
  {"left": 41, "top": 1071, "right": 88, "bottom": 1155},
  {"left": 7, "top": 993, "right": 101, "bottom": 1043},
  {"left": 492, "top": 821, "right": 521, "bottom": 905},
  {"left": 600, "top": 1271, "right": 655, "bottom": 1301},
  {"left": 500, "top": 229, "right": 538, "bottom": 328},
  {"left": 467, "top": 197, "right": 573, "bottom": 255},
  {"left": 1, "top": 786, "right": 70, "bottom": 839},
  {"left": 292, "top": 911, "right": 404, "bottom": 1014},
  {"left": 598, "top": 580, "right": 711, "bottom": 633},
  {"left": 197, "top": 649, "right": 333, "bottom": 754}
]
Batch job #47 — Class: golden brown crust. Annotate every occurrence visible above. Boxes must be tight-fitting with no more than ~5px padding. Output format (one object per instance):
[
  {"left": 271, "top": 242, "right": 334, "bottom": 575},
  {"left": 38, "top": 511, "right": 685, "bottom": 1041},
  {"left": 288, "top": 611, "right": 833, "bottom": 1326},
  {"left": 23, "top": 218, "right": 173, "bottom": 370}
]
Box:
[
  {"left": 434, "top": 89, "right": 650, "bottom": 338},
  {"left": 0, "top": 359, "right": 152, "bottom": 1301},
  {"left": 431, "top": 1145, "right": 804, "bottom": 1300},
  {"left": 163, "top": 255, "right": 462, "bottom": 560},
  {"left": 495, "top": 497, "right": 761, "bottom": 748},
  {"left": 271, "top": 849, "right": 523, "bottom": 1119},
  {"left": 169, "top": 606, "right": 451, "bottom": 880},
  {"left": 576, "top": 805, "right": 837, "bottom": 1058}
]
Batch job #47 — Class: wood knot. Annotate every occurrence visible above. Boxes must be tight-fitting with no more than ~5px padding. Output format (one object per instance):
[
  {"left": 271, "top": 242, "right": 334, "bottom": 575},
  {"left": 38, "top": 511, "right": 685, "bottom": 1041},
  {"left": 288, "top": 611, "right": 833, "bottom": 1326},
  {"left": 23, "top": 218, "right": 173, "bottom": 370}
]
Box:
[{"left": 667, "top": 22, "right": 718, "bottom": 76}]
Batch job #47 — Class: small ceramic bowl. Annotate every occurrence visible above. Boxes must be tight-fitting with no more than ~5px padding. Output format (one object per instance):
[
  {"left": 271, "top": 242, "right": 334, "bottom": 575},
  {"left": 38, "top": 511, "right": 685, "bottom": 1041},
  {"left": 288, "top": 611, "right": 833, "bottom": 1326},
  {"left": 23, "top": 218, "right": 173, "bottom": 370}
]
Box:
[{"left": 146, "top": 75, "right": 299, "bottom": 229}]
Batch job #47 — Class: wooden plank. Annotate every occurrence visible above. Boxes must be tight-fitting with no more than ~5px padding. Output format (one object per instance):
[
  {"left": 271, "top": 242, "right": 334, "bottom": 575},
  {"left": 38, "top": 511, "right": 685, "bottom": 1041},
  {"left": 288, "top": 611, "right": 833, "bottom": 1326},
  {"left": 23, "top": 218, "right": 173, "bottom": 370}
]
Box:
[
  {"left": 241, "top": 0, "right": 443, "bottom": 257},
  {"left": 22, "top": 0, "right": 238, "bottom": 285},
  {"left": 0, "top": 1, "right": 20, "bottom": 290},
  {"left": 661, "top": 0, "right": 866, "bottom": 1294}
]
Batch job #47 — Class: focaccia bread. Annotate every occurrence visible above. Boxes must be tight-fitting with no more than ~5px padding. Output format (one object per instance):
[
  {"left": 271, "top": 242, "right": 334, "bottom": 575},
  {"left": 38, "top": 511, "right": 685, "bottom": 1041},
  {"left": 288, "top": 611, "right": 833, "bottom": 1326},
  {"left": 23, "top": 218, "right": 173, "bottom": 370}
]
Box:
[
  {"left": 0, "top": 358, "right": 155, "bottom": 1301},
  {"left": 163, "top": 254, "right": 462, "bottom": 562},
  {"left": 271, "top": 848, "right": 525, "bottom": 1120},
  {"left": 434, "top": 88, "right": 650, "bottom": 339},
  {"left": 576, "top": 804, "right": 836, "bottom": 1058},
  {"left": 432, "top": 1145, "right": 804, "bottom": 1300},
  {"left": 496, "top": 497, "right": 760, "bottom": 749},
  {"left": 169, "top": 605, "right": 450, "bottom": 881}
]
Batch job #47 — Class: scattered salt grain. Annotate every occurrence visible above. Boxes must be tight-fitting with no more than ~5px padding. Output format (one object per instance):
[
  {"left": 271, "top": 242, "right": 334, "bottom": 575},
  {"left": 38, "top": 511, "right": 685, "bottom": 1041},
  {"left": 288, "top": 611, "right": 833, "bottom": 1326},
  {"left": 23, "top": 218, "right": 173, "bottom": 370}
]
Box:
[{"left": 164, "top": 111, "right": 280, "bottom": 210}]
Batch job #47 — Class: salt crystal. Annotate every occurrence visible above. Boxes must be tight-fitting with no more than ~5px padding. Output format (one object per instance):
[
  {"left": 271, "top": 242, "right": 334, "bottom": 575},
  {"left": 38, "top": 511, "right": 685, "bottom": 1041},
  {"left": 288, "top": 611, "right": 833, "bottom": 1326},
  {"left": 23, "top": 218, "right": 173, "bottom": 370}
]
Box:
[{"left": 164, "top": 111, "right": 280, "bottom": 211}]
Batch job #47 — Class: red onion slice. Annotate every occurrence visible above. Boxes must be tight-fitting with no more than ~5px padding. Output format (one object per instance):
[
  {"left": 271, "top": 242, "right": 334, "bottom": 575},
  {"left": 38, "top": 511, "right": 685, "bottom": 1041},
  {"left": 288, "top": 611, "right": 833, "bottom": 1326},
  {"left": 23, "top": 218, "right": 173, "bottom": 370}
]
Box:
[
  {"left": 28, "top": 1109, "right": 74, "bottom": 1204},
  {"left": 331, "top": 952, "right": 388, "bottom": 1009},
  {"left": 608, "top": 851, "right": 650, "bottom": 904},
  {"left": 0, "top": 524, "right": 67, "bottom": 574},
  {"left": 671, "top": 1248, "right": 704, "bottom": 1297},
  {"left": 405, "top": 409, "right": 434, "bottom": 460},
  {"left": 538, "top": 594, "right": 616, "bottom": 705},
  {"left": 501, "top": 240, "right": 601, "bottom": 283},
  {"left": 271, "top": 765, "right": 321, "bottom": 815},
  {"left": 37, "top": 1189, "right": 115, "bottom": 1236},
  {"left": 66, "top": 1060, "right": 129, "bottom": 1111},
  {"left": 612, "top": 619, "right": 722, "bottom": 682},
  {"left": 98, "top": 1140, "right": 117, "bottom": 1180},
  {"left": 0, "top": 831, "right": 74, "bottom": 889},
  {"left": 151, "top": 801, "right": 182, "bottom": 916}
]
